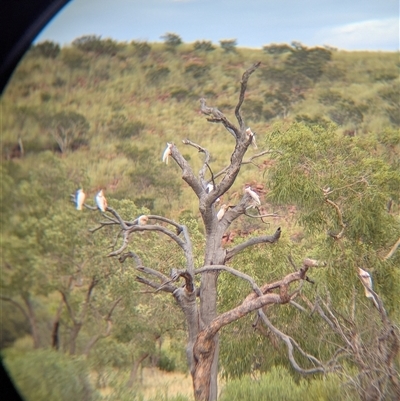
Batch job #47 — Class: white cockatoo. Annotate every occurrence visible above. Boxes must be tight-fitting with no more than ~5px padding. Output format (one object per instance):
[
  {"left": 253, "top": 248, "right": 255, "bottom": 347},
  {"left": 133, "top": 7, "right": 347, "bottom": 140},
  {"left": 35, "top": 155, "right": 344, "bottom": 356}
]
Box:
[
  {"left": 245, "top": 127, "right": 258, "bottom": 149},
  {"left": 206, "top": 183, "right": 220, "bottom": 203},
  {"left": 245, "top": 186, "right": 261, "bottom": 206},
  {"left": 162, "top": 143, "right": 172, "bottom": 164},
  {"left": 358, "top": 267, "right": 379, "bottom": 309},
  {"left": 138, "top": 215, "right": 149, "bottom": 225},
  {"left": 217, "top": 204, "right": 229, "bottom": 221},
  {"left": 75, "top": 188, "right": 86, "bottom": 210},
  {"left": 95, "top": 190, "right": 107, "bottom": 212}
]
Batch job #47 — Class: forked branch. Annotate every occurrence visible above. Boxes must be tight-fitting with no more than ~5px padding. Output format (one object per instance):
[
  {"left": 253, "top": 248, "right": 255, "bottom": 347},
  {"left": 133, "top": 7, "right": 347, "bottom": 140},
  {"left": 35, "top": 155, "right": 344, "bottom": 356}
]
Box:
[{"left": 235, "top": 62, "right": 261, "bottom": 131}]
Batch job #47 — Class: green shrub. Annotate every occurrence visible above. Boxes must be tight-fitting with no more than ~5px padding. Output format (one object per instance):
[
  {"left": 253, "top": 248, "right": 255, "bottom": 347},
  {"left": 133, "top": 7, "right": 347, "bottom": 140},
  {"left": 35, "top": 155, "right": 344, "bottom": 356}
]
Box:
[
  {"left": 131, "top": 41, "right": 152, "bottom": 59},
  {"left": 3, "top": 349, "right": 97, "bottom": 401},
  {"left": 219, "top": 39, "right": 237, "bottom": 53},
  {"left": 193, "top": 40, "right": 215, "bottom": 52},
  {"left": 72, "top": 35, "right": 120, "bottom": 56},
  {"left": 30, "top": 41, "right": 60, "bottom": 59},
  {"left": 161, "top": 33, "right": 183, "bottom": 51},
  {"left": 157, "top": 351, "right": 176, "bottom": 372},
  {"left": 219, "top": 366, "right": 355, "bottom": 401}
]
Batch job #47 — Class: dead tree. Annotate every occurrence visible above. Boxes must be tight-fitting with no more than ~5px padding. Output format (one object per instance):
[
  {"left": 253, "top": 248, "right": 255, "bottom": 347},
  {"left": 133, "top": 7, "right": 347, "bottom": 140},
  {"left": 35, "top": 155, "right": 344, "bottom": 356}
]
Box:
[{"left": 89, "top": 63, "right": 332, "bottom": 401}]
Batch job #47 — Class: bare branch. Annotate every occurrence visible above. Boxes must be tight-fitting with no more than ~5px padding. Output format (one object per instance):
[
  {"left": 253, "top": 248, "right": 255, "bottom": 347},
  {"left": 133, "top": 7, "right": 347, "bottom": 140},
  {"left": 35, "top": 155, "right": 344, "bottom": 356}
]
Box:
[
  {"left": 200, "top": 264, "right": 317, "bottom": 340},
  {"left": 199, "top": 98, "right": 240, "bottom": 139},
  {"left": 225, "top": 227, "right": 281, "bottom": 261},
  {"left": 89, "top": 220, "right": 118, "bottom": 233},
  {"left": 129, "top": 224, "right": 194, "bottom": 272},
  {"left": 235, "top": 62, "right": 261, "bottom": 131},
  {"left": 0, "top": 296, "right": 30, "bottom": 321},
  {"left": 106, "top": 207, "right": 130, "bottom": 230},
  {"left": 243, "top": 210, "right": 280, "bottom": 220},
  {"left": 60, "top": 290, "right": 78, "bottom": 325},
  {"left": 195, "top": 265, "right": 264, "bottom": 296},
  {"left": 383, "top": 236, "right": 400, "bottom": 260},
  {"left": 170, "top": 143, "right": 204, "bottom": 197},
  {"left": 213, "top": 150, "right": 277, "bottom": 181},
  {"left": 257, "top": 309, "right": 326, "bottom": 374},
  {"left": 182, "top": 138, "right": 211, "bottom": 183},
  {"left": 107, "top": 230, "right": 130, "bottom": 257},
  {"left": 105, "top": 297, "right": 122, "bottom": 321},
  {"left": 136, "top": 276, "right": 176, "bottom": 293},
  {"left": 324, "top": 197, "right": 346, "bottom": 239}
]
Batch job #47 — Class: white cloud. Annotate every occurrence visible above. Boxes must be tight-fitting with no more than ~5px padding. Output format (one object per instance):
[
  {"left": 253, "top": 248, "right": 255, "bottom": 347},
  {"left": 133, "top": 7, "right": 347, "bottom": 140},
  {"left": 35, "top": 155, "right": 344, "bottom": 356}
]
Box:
[{"left": 317, "top": 18, "right": 399, "bottom": 50}]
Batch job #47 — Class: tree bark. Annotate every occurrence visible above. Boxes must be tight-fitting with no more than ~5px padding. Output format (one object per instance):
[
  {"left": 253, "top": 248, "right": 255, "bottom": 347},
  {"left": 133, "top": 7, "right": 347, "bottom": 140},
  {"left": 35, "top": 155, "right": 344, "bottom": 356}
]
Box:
[
  {"left": 22, "top": 295, "right": 41, "bottom": 349},
  {"left": 127, "top": 353, "right": 149, "bottom": 388},
  {"left": 51, "top": 300, "right": 64, "bottom": 350}
]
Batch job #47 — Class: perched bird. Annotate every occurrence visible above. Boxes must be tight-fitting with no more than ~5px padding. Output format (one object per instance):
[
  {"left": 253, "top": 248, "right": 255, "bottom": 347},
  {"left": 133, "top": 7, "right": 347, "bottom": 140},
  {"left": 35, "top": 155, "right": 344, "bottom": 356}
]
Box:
[
  {"left": 358, "top": 267, "right": 379, "bottom": 309},
  {"left": 75, "top": 188, "right": 86, "bottom": 210},
  {"left": 245, "top": 186, "right": 261, "bottom": 206},
  {"left": 245, "top": 127, "right": 258, "bottom": 149},
  {"left": 95, "top": 190, "right": 107, "bottom": 212},
  {"left": 217, "top": 204, "right": 229, "bottom": 221},
  {"left": 206, "top": 183, "right": 220, "bottom": 203},
  {"left": 138, "top": 215, "right": 149, "bottom": 225},
  {"left": 162, "top": 143, "right": 172, "bottom": 164}
]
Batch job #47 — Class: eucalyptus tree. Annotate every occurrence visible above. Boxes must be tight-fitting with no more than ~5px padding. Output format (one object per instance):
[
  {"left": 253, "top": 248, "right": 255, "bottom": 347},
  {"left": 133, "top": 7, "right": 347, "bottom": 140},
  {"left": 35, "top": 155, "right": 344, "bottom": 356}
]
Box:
[{"left": 88, "top": 63, "right": 332, "bottom": 401}]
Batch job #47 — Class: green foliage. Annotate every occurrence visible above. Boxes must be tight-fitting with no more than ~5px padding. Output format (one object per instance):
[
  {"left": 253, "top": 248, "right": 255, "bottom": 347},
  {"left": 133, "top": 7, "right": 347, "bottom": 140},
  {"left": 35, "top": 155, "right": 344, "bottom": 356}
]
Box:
[
  {"left": 108, "top": 114, "right": 145, "bottom": 139},
  {"left": 184, "top": 63, "right": 210, "bottom": 79},
  {"left": 267, "top": 123, "right": 400, "bottom": 241},
  {"left": 2, "top": 38, "right": 400, "bottom": 399},
  {"left": 131, "top": 40, "right": 152, "bottom": 59},
  {"left": 161, "top": 33, "right": 183, "bottom": 50},
  {"left": 193, "top": 40, "right": 215, "bottom": 52},
  {"left": 40, "top": 110, "right": 90, "bottom": 152},
  {"left": 170, "top": 87, "right": 191, "bottom": 102},
  {"left": 219, "top": 366, "right": 354, "bottom": 401},
  {"left": 61, "top": 47, "right": 90, "bottom": 69},
  {"left": 3, "top": 349, "right": 97, "bottom": 401},
  {"left": 262, "top": 43, "right": 292, "bottom": 55},
  {"left": 72, "top": 35, "right": 120, "bottom": 56},
  {"left": 318, "top": 89, "right": 365, "bottom": 126},
  {"left": 295, "top": 114, "right": 331, "bottom": 129},
  {"left": 146, "top": 65, "right": 171, "bottom": 84},
  {"left": 30, "top": 41, "right": 60, "bottom": 59},
  {"left": 285, "top": 43, "right": 332, "bottom": 81},
  {"left": 219, "top": 39, "right": 237, "bottom": 53},
  {"left": 157, "top": 351, "right": 176, "bottom": 372}
]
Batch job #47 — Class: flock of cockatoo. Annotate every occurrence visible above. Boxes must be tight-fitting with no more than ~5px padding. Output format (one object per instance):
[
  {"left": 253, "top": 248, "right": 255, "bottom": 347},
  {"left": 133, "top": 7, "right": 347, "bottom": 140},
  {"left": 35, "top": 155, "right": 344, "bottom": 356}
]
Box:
[
  {"left": 75, "top": 188, "right": 107, "bottom": 212},
  {"left": 73, "top": 126, "right": 381, "bottom": 310},
  {"left": 74, "top": 189, "right": 149, "bottom": 230}
]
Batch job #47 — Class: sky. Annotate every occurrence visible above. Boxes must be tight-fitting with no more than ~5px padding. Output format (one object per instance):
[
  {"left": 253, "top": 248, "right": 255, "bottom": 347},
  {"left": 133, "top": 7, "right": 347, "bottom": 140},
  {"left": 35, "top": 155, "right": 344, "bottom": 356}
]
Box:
[{"left": 35, "top": 0, "right": 399, "bottom": 51}]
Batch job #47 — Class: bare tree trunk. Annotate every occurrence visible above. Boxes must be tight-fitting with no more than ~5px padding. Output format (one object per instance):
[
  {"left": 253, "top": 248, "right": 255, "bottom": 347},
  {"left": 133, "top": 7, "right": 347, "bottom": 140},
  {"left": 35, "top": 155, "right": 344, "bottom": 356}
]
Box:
[
  {"left": 127, "top": 353, "right": 149, "bottom": 388},
  {"left": 83, "top": 296, "right": 121, "bottom": 357},
  {"left": 22, "top": 295, "right": 41, "bottom": 349},
  {"left": 51, "top": 300, "right": 64, "bottom": 350},
  {"left": 199, "top": 272, "right": 219, "bottom": 401},
  {"left": 69, "top": 322, "right": 82, "bottom": 355},
  {"left": 1, "top": 296, "right": 40, "bottom": 349}
]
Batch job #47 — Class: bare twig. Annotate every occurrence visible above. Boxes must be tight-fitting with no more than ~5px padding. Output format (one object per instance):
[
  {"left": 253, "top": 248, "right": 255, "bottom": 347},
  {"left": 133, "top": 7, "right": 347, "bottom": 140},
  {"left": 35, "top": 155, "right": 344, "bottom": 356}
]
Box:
[
  {"left": 182, "top": 138, "right": 210, "bottom": 183},
  {"left": 225, "top": 227, "right": 281, "bottom": 261},
  {"left": 325, "top": 198, "right": 347, "bottom": 239},
  {"left": 258, "top": 309, "right": 326, "bottom": 374},
  {"left": 213, "top": 150, "right": 277, "bottom": 181},
  {"left": 235, "top": 62, "right": 261, "bottom": 131},
  {"left": 383, "top": 236, "right": 400, "bottom": 260}
]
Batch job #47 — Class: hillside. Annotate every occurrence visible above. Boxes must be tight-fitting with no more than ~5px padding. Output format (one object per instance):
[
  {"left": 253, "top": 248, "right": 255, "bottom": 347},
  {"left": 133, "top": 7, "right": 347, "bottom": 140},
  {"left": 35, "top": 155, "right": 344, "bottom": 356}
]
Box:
[
  {"left": 2, "top": 37, "right": 399, "bottom": 217},
  {"left": 1, "top": 36, "right": 399, "bottom": 401}
]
